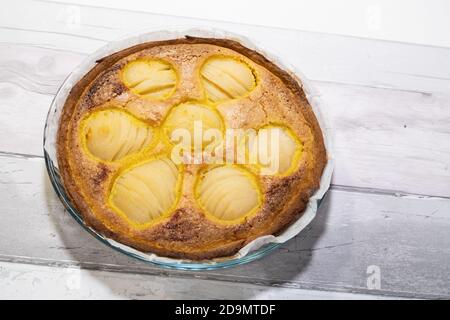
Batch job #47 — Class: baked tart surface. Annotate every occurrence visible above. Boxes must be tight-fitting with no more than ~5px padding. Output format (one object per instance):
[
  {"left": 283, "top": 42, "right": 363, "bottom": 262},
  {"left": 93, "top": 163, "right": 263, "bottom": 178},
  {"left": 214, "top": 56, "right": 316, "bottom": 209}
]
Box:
[{"left": 57, "top": 37, "right": 327, "bottom": 260}]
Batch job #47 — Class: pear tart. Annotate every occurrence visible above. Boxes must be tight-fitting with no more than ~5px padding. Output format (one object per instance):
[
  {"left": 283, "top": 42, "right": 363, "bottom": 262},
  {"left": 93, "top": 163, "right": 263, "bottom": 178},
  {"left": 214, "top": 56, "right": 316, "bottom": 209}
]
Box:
[{"left": 57, "top": 37, "right": 327, "bottom": 260}]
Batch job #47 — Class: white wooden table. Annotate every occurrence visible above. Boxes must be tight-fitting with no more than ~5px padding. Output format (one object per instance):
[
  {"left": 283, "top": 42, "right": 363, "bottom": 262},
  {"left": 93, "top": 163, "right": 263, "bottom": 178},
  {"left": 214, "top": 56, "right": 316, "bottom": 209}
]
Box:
[{"left": 0, "top": 0, "right": 449, "bottom": 299}]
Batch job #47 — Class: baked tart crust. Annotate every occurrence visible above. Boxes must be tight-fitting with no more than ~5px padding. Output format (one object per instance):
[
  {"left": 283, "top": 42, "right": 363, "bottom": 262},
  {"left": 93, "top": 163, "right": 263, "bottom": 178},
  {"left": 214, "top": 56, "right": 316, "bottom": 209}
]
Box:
[{"left": 57, "top": 37, "right": 327, "bottom": 260}]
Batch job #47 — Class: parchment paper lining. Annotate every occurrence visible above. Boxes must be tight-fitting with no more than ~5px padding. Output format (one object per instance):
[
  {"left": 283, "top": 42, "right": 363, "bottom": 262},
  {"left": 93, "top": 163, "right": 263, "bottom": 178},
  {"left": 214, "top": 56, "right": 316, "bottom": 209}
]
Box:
[{"left": 47, "top": 27, "right": 334, "bottom": 265}]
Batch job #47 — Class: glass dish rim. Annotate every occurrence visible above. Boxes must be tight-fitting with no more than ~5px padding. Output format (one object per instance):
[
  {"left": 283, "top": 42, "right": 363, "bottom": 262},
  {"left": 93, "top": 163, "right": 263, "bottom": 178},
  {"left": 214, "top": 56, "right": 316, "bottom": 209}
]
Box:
[{"left": 42, "top": 28, "right": 333, "bottom": 270}]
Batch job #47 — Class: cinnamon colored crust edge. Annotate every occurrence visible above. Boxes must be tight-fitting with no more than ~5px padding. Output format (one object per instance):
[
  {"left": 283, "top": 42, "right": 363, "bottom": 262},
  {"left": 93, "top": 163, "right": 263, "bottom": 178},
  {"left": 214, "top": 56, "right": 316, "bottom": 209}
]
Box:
[{"left": 56, "top": 36, "right": 327, "bottom": 260}]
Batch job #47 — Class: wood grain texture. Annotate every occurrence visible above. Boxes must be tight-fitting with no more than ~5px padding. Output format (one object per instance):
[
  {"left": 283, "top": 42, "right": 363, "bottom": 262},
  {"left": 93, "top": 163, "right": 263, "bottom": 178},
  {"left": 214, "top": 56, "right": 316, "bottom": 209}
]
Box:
[
  {"left": 0, "top": 155, "right": 448, "bottom": 299},
  {"left": 1, "top": 0, "right": 450, "bottom": 94},
  {"left": 0, "top": 261, "right": 400, "bottom": 300}
]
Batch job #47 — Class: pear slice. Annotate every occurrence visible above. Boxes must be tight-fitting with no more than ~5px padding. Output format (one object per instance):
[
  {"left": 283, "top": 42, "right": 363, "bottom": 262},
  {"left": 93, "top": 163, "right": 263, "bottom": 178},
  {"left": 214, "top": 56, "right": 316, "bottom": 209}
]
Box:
[
  {"left": 196, "top": 166, "right": 261, "bottom": 222},
  {"left": 249, "top": 126, "right": 303, "bottom": 175},
  {"left": 163, "top": 102, "right": 224, "bottom": 151},
  {"left": 201, "top": 57, "right": 256, "bottom": 103},
  {"left": 122, "top": 59, "right": 177, "bottom": 100},
  {"left": 109, "top": 157, "right": 180, "bottom": 224},
  {"left": 83, "top": 109, "right": 153, "bottom": 161}
]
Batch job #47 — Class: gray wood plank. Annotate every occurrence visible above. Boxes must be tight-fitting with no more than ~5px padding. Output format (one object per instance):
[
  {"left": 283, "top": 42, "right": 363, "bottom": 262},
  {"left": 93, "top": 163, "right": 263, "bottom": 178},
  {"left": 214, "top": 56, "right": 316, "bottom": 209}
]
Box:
[
  {"left": 1, "top": 0, "right": 450, "bottom": 93},
  {"left": 0, "top": 154, "right": 448, "bottom": 298},
  {"left": 0, "top": 261, "right": 400, "bottom": 300}
]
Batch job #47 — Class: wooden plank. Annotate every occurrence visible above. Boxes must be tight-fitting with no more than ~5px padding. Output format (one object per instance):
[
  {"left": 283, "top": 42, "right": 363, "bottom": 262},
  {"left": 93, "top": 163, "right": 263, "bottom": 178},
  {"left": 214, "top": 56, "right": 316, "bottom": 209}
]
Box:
[
  {"left": 1, "top": 43, "right": 450, "bottom": 196},
  {"left": 0, "top": 154, "right": 448, "bottom": 299},
  {"left": 0, "top": 43, "right": 85, "bottom": 95},
  {"left": 1, "top": 0, "right": 450, "bottom": 93},
  {"left": 0, "top": 261, "right": 399, "bottom": 300},
  {"left": 322, "top": 83, "right": 450, "bottom": 197},
  {"left": 36, "top": 0, "right": 450, "bottom": 49}
]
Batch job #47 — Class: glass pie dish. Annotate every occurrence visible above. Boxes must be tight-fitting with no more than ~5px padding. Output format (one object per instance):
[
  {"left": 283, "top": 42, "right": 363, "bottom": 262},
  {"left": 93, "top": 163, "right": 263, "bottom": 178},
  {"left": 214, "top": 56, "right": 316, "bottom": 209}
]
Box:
[{"left": 43, "top": 28, "right": 333, "bottom": 270}]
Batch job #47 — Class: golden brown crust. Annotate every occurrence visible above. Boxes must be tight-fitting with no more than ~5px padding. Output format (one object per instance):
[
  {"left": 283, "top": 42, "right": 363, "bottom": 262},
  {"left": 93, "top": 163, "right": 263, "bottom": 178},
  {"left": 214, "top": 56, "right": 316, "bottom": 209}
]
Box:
[{"left": 57, "top": 37, "right": 327, "bottom": 260}]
